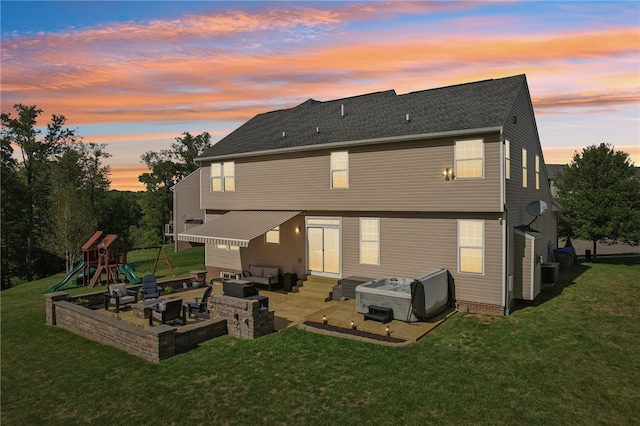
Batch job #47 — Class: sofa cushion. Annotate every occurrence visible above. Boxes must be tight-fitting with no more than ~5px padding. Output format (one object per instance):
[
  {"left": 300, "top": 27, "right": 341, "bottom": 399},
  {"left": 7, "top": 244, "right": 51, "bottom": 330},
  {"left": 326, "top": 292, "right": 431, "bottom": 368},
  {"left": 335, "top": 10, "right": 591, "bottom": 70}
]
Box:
[
  {"left": 250, "top": 277, "right": 269, "bottom": 285},
  {"left": 249, "top": 265, "right": 263, "bottom": 278},
  {"left": 262, "top": 267, "right": 278, "bottom": 278}
]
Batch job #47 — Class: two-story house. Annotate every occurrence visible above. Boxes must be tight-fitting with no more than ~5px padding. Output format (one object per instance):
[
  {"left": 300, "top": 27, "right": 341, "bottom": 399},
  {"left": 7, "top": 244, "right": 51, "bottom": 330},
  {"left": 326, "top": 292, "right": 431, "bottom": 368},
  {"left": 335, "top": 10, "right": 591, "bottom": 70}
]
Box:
[{"left": 178, "top": 74, "right": 557, "bottom": 315}]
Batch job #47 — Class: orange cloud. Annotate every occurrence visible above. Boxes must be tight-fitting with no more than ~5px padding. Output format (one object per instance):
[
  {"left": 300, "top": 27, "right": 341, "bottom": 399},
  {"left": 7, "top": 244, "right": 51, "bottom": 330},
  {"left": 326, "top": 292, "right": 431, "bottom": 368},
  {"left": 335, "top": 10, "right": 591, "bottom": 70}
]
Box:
[
  {"left": 543, "top": 145, "right": 640, "bottom": 166},
  {"left": 533, "top": 89, "right": 640, "bottom": 112},
  {"left": 109, "top": 165, "right": 148, "bottom": 192}
]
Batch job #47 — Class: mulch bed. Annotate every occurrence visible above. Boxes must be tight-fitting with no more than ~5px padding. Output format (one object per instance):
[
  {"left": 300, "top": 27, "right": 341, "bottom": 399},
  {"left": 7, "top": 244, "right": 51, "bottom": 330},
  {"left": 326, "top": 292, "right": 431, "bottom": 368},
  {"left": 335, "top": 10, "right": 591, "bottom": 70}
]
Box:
[{"left": 303, "top": 321, "right": 406, "bottom": 343}]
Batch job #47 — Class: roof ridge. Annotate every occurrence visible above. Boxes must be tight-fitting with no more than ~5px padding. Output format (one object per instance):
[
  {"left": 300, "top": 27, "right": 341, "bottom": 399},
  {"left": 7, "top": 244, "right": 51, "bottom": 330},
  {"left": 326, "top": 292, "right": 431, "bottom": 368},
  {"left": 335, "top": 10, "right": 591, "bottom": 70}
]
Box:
[
  {"left": 320, "top": 89, "right": 397, "bottom": 104},
  {"left": 400, "top": 74, "right": 525, "bottom": 97}
]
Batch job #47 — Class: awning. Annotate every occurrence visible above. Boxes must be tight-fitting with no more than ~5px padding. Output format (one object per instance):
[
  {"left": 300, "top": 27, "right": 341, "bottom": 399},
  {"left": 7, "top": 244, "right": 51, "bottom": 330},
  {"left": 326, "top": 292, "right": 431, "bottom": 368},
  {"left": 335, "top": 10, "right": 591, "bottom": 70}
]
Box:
[{"left": 177, "top": 210, "right": 300, "bottom": 247}]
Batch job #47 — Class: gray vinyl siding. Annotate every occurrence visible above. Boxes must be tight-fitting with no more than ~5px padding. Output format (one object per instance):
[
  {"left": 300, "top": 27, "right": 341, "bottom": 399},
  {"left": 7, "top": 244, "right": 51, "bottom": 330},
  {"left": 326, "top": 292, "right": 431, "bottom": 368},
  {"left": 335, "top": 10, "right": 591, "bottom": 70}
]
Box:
[
  {"left": 342, "top": 214, "right": 503, "bottom": 306},
  {"left": 503, "top": 82, "right": 557, "bottom": 302},
  {"left": 173, "top": 170, "right": 205, "bottom": 251},
  {"left": 200, "top": 133, "right": 503, "bottom": 213},
  {"left": 240, "top": 216, "right": 306, "bottom": 276}
]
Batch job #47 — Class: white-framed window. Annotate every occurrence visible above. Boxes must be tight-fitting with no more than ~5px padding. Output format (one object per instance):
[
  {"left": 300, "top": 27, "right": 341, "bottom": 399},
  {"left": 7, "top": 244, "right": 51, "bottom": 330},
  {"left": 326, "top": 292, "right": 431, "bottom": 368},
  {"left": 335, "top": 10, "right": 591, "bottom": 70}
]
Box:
[
  {"left": 210, "top": 161, "right": 235, "bottom": 192},
  {"left": 505, "top": 140, "right": 511, "bottom": 180},
  {"left": 265, "top": 226, "right": 280, "bottom": 244},
  {"left": 216, "top": 244, "right": 240, "bottom": 251},
  {"left": 359, "top": 218, "right": 380, "bottom": 265},
  {"left": 330, "top": 151, "right": 349, "bottom": 189},
  {"left": 455, "top": 139, "right": 484, "bottom": 179},
  {"left": 522, "top": 149, "right": 528, "bottom": 188},
  {"left": 458, "top": 220, "right": 484, "bottom": 274},
  {"left": 535, "top": 155, "right": 540, "bottom": 190}
]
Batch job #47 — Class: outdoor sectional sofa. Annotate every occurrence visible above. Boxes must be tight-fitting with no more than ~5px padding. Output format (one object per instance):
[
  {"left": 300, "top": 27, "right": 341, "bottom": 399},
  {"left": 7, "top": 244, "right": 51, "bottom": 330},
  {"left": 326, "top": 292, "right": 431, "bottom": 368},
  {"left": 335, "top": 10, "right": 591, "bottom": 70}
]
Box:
[{"left": 242, "top": 265, "right": 281, "bottom": 290}]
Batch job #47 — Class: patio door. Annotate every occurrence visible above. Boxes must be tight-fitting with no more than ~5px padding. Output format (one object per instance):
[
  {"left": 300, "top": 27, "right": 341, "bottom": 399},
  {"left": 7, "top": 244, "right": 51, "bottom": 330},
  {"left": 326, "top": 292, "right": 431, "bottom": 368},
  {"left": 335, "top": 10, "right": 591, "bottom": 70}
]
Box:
[{"left": 307, "top": 218, "right": 341, "bottom": 277}]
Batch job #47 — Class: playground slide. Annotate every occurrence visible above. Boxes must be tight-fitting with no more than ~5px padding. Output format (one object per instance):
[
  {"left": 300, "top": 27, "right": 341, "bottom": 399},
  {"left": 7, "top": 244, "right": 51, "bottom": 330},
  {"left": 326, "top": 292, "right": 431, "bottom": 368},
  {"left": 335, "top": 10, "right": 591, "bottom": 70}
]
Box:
[
  {"left": 119, "top": 264, "right": 142, "bottom": 284},
  {"left": 49, "top": 261, "right": 87, "bottom": 292}
]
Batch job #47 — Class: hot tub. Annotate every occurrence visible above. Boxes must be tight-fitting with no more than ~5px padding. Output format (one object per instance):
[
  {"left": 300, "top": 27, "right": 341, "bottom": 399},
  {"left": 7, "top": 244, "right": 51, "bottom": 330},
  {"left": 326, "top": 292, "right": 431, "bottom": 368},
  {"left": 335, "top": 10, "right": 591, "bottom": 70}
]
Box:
[{"left": 355, "top": 269, "right": 449, "bottom": 322}]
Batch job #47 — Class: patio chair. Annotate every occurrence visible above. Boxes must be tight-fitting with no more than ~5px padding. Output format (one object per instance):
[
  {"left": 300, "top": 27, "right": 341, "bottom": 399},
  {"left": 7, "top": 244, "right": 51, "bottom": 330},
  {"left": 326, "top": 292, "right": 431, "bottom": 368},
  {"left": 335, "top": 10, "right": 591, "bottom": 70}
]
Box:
[
  {"left": 186, "top": 285, "right": 213, "bottom": 319},
  {"left": 140, "top": 274, "right": 161, "bottom": 299},
  {"left": 103, "top": 283, "right": 136, "bottom": 313},
  {"left": 148, "top": 298, "right": 185, "bottom": 326}
]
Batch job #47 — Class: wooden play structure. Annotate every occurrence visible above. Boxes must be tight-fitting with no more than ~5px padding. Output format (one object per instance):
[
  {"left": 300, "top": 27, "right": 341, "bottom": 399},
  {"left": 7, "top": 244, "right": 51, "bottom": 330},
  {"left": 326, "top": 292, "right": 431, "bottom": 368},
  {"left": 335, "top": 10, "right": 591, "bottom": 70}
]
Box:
[{"left": 50, "top": 231, "right": 176, "bottom": 291}]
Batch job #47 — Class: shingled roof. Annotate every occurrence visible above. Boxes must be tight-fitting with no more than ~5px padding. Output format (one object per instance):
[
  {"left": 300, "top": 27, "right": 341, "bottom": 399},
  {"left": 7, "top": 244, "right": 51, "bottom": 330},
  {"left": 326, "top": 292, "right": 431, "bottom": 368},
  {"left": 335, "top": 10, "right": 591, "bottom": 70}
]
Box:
[{"left": 198, "top": 74, "right": 526, "bottom": 160}]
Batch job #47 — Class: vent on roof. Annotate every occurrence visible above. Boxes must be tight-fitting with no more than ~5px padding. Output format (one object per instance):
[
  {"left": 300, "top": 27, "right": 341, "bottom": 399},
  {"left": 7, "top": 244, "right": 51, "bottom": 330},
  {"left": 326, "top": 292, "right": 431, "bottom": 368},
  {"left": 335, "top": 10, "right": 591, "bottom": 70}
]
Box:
[
  {"left": 341, "top": 104, "right": 345, "bottom": 117},
  {"left": 282, "top": 131, "right": 286, "bottom": 138},
  {"left": 406, "top": 114, "right": 410, "bottom": 123},
  {"left": 316, "top": 127, "right": 320, "bottom": 133}
]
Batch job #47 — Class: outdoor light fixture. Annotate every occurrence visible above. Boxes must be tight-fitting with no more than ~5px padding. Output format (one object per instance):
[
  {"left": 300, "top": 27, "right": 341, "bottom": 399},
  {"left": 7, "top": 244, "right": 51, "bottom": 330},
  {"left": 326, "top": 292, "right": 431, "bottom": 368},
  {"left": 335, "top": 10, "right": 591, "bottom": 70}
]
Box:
[
  {"left": 443, "top": 168, "right": 454, "bottom": 181},
  {"left": 295, "top": 226, "right": 300, "bottom": 234},
  {"left": 322, "top": 315, "right": 327, "bottom": 325},
  {"left": 385, "top": 326, "right": 390, "bottom": 337},
  {"left": 351, "top": 320, "right": 355, "bottom": 330}
]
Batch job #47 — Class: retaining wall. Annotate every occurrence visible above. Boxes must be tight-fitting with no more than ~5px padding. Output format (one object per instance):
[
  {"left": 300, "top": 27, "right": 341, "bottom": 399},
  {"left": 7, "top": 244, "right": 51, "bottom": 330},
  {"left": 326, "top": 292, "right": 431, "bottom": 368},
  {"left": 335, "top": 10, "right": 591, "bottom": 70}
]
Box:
[{"left": 45, "top": 292, "right": 227, "bottom": 362}]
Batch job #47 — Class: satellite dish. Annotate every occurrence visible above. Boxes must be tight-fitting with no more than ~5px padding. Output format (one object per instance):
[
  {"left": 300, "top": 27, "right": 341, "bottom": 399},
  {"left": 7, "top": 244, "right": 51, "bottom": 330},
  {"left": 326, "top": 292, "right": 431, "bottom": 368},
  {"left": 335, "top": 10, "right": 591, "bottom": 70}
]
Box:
[{"left": 526, "top": 200, "right": 548, "bottom": 217}]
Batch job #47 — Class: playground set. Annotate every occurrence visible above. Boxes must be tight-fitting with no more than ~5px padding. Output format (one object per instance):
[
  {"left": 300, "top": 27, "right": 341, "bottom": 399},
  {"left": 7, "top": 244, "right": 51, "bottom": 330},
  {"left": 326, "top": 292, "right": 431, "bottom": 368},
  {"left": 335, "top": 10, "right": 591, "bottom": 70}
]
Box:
[{"left": 49, "top": 231, "right": 175, "bottom": 292}]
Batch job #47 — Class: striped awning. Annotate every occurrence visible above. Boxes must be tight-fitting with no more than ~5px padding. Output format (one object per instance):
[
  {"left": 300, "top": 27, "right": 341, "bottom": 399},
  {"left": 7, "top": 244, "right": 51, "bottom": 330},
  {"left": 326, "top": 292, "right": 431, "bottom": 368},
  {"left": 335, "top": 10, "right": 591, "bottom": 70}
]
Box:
[{"left": 177, "top": 210, "right": 300, "bottom": 247}]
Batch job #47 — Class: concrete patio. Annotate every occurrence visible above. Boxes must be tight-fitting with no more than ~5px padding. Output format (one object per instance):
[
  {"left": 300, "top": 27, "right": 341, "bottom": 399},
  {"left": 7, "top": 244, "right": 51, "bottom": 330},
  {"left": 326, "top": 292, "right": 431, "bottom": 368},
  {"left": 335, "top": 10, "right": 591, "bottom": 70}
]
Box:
[{"left": 96, "top": 280, "right": 455, "bottom": 344}]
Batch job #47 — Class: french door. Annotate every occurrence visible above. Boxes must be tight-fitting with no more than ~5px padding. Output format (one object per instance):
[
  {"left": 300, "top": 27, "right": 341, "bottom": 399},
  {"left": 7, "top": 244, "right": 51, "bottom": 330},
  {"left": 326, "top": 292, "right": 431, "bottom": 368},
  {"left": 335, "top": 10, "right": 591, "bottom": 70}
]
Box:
[{"left": 306, "top": 218, "right": 341, "bottom": 277}]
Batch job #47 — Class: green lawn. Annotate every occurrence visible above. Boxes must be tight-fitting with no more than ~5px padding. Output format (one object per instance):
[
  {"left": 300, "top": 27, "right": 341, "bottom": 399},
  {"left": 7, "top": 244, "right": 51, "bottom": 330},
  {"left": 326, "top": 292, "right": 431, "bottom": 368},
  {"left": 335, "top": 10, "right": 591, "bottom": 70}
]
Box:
[{"left": 2, "top": 249, "right": 639, "bottom": 425}]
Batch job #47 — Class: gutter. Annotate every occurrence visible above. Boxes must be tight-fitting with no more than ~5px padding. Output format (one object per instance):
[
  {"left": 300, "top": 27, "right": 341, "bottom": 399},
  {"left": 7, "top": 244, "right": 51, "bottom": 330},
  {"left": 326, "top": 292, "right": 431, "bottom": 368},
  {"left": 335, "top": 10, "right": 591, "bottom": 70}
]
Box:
[{"left": 195, "top": 126, "right": 503, "bottom": 163}]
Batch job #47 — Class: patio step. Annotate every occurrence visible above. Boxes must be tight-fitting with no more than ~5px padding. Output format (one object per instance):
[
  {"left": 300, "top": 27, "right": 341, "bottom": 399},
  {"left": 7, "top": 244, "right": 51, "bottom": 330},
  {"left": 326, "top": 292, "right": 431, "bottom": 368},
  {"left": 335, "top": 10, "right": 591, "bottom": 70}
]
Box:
[{"left": 295, "top": 276, "right": 339, "bottom": 302}]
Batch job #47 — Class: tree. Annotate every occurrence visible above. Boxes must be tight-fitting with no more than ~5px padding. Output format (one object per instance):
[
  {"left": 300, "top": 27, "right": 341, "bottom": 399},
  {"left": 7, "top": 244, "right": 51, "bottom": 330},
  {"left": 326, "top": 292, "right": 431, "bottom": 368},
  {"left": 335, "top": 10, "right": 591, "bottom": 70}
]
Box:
[
  {"left": 1, "top": 136, "right": 27, "bottom": 288},
  {"left": 555, "top": 143, "right": 640, "bottom": 260},
  {"left": 42, "top": 186, "right": 96, "bottom": 273},
  {"left": 1, "top": 104, "right": 72, "bottom": 280},
  {"left": 137, "top": 132, "right": 212, "bottom": 244},
  {"left": 1, "top": 104, "right": 113, "bottom": 282}
]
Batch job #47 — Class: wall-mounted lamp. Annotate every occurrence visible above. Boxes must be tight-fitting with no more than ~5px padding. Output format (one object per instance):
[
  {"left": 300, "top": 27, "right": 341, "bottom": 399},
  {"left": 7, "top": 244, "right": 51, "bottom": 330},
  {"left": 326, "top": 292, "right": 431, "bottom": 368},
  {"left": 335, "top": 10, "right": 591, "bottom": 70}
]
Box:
[
  {"left": 295, "top": 226, "right": 300, "bottom": 234},
  {"left": 443, "top": 168, "right": 455, "bottom": 181}
]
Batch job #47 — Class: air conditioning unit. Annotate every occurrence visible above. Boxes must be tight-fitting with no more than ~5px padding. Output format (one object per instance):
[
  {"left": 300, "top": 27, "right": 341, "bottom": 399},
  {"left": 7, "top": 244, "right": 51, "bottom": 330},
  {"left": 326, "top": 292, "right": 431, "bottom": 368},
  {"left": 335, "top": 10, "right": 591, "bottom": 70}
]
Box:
[{"left": 220, "top": 271, "right": 242, "bottom": 280}]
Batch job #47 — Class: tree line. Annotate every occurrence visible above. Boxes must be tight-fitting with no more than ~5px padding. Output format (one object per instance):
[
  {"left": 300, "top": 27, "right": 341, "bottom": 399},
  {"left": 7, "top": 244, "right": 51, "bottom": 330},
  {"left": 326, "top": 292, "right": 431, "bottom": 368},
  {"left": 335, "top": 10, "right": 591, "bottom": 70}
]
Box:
[{"left": 1, "top": 104, "right": 212, "bottom": 289}]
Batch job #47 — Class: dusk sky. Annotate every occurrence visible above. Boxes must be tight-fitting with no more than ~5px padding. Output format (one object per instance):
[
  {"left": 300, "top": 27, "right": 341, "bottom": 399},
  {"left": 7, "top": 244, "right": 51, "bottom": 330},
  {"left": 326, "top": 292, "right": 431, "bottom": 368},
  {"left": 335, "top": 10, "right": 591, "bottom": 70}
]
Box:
[{"left": 2, "top": 1, "right": 639, "bottom": 191}]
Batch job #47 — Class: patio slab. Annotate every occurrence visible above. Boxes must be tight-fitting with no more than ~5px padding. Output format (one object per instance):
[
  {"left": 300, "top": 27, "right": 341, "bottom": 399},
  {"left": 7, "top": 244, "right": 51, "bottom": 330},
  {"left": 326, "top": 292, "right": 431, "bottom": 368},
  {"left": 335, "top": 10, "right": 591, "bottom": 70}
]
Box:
[{"left": 94, "top": 282, "right": 454, "bottom": 343}]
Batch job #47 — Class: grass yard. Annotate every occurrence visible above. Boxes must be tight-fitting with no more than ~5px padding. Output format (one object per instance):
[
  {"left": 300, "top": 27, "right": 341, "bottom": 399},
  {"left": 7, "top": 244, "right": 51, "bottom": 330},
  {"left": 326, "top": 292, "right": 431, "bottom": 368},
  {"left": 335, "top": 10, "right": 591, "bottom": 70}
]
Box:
[{"left": 1, "top": 248, "right": 639, "bottom": 425}]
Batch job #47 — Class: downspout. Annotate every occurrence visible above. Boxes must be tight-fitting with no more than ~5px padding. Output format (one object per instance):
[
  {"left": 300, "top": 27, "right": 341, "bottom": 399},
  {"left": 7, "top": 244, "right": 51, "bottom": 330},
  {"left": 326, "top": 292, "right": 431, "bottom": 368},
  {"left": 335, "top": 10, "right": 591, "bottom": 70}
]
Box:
[
  {"left": 500, "top": 132, "right": 510, "bottom": 316},
  {"left": 503, "top": 204, "right": 510, "bottom": 316}
]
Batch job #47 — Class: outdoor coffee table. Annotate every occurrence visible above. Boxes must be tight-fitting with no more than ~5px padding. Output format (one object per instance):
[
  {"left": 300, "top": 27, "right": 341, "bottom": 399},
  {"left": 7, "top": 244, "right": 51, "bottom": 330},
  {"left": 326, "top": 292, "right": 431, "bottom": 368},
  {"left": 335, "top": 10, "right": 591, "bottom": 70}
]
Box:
[{"left": 132, "top": 300, "right": 156, "bottom": 319}]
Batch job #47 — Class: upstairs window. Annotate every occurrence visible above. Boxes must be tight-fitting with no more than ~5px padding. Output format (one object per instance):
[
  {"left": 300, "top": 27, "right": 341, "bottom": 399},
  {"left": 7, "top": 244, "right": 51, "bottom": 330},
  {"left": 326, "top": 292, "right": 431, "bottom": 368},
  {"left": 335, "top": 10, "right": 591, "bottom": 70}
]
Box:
[
  {"left": 265, "top": 226, "right": 280, "bottom": 244},
  {"left": 360, "top": 218, "right": 380, "bottom": 265},
  {"left": 211, "top": 162, "right": 235, "bottom": 192},
  {"left": 505, "top": 140, "right": 511, "bottom": 180},
  {"left": 522, "top": 149, "right": 528, "bottom": 188},
  {"left": 535, "top": 155, "right": 540, "bottom": 190},
  {"left": 455, "top": 139, "right": 484, "bottom": 179},
  {"left": 330, "top": 151, "right": 349, "bottom": 189}
]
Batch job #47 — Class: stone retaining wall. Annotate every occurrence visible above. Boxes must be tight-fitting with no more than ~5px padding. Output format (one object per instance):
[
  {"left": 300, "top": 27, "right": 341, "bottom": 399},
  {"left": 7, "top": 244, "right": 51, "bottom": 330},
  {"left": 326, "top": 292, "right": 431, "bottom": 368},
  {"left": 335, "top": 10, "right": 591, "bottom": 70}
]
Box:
[
  {"left": 209, "top": 295, "right": 274, "bottom": 339},
  {"left": 45, "top": 292, "right": 227, "bottom": 362}
]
